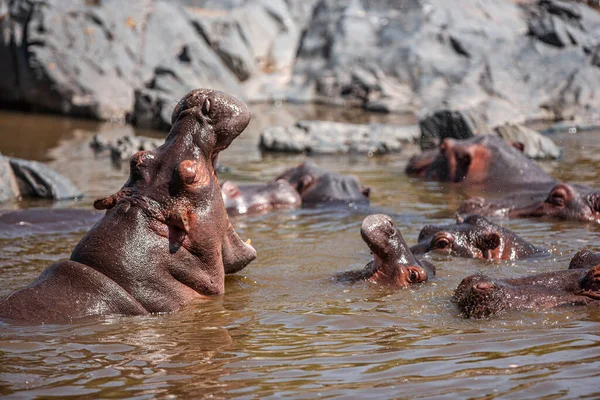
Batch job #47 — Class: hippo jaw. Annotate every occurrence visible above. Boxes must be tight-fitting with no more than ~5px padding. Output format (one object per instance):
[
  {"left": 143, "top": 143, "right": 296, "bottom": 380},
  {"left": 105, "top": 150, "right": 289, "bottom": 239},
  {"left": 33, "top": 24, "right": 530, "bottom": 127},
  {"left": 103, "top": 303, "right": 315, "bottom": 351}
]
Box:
[
  {"left": 508, "top": 183, "right": 600, "bottom": 224},
  {"left": 361, "top": 214, "right": 434, "bottom": 288}
]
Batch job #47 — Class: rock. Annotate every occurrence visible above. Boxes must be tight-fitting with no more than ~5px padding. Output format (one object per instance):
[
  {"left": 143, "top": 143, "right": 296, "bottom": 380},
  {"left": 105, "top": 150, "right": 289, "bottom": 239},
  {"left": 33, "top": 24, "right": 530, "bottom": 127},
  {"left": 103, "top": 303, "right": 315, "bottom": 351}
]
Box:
[
  {"left": 290, "top": 0, "right": 600, "bottom": 125},
  {"left": 259, "top": 120, "right": 419, "bottom": 155},
  {"left": 0, "top": 154, "right": 20, "bottom": 203},
  {"left": 8, "top": 157, "right": 82, "bottom": 201},
  {"left": 418, "top": 108, "right": 562, "bottom": 159},
  {"left": 493, "top": 123, "right": 562, "bottom": 160},
  {"left": 419, "top": 109, "right": 491, "bottom": 151},
  {"left": 91, "top": 134, "right": 163, "bottom": 165},
  {"left": 0, "top": 0, "right": 301, "bottom": 129}
]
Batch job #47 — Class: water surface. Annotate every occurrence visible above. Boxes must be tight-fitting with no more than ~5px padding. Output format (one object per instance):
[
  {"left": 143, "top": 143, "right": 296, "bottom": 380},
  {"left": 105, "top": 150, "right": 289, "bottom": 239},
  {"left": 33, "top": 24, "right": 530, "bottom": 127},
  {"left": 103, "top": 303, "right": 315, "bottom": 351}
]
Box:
[{"left": 1, "top": 107, "right": 599, "bottom": 398}]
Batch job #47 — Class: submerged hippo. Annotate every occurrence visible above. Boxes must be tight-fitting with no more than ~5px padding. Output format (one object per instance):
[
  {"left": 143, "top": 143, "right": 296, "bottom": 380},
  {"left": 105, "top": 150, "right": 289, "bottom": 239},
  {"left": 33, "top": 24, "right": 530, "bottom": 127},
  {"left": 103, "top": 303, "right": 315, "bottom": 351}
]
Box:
[
  {"left": 337, "top": 214, "right": 436, "bottom": 288},
  {"left": 0, "top": 208, "right": 103, "bottom": 237},
  {"left": 221, "top": 180, "right": 302, "bottom": 216},
  {"left": 405, "top": 135, "right": 556, "bottom": 191},
  {"left": 275, "top": 161, "right": 370, "bottom": 205},
  {"left": 454, "top": 253, "right": 600, "bottom": 318},
  {"left": 410, "top": 214, "right": 546, "bottom": 260},
  {"left": 0, "top": 89, "right": 257, "bottom": 323},
  {"left": 459, "top": 183, "right": 600, "bottom": 224}
]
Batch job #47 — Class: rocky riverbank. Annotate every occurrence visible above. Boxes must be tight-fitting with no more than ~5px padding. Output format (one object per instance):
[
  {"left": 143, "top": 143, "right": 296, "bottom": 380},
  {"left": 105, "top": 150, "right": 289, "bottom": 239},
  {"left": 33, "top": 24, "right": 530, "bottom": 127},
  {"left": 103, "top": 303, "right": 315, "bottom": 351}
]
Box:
[{"left": 1, "top": 0, "right": 599, "bottom": 130}]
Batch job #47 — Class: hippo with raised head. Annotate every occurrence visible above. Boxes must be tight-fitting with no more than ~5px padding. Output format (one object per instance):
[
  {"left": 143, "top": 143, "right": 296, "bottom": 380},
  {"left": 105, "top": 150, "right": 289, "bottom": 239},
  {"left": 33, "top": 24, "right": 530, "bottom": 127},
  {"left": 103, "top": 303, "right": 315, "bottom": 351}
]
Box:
[
  {"left": 405, "top": 135, "right": 556, "bottom": 192},
  {"left": 220, "top": 179, "right": 302, "bottom": 216},
  {"left": 336, "top": 214, "right": 435, "bottom": 288},
  {"left": 275, "top": 160, "right": 370, "bottom": 206},
  {"left": 453, "top": 252, "right": 600, "bottom": 318},
  {"left": 410, "top": 214, "right": 546, "bottom": 260},
  {"left": 0, "top": 89, "right": 256, "bottom": 323},
  {"left": 459, "top": 183, "right": 600, "bottom": 224}
]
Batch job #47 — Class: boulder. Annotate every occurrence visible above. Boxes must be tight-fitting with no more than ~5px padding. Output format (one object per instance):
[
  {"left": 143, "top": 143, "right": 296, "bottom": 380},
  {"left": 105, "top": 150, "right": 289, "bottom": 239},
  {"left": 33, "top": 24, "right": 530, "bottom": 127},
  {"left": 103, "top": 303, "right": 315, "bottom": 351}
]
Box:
[
  {"left": 493, "top": 123, "right": 562, "bottom": 160},
  {"left": 0, "top": 155, "right": 82, "bottom": 202},
  {"left": 419, "top": 109, "right": 491, "bottom": 151},
  {"left": 0, "top": 154, "right": 20, "bottom": 203},
  {"left": 290, "top": 0, "right": 600, "bottom": 125},
  {"left": 259, "top": 120, "right": 419, "bottom": 155}
]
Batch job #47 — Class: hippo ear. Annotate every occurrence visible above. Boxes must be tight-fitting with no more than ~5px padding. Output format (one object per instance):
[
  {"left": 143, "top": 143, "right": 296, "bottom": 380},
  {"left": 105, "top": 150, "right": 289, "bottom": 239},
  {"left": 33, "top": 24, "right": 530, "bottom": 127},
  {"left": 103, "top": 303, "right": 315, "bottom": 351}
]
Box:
[
  {"left": 511, "top": 141, "right": 525, "bottom": 153},
  {"left": 297, "top": 174, "right": 316, "bottom": 195},
  {"left": 478, "top": 232, "right": 501, "bottom": 251},
  {"left": 578, "top": 265, "right": 600, "bottom": 300}
]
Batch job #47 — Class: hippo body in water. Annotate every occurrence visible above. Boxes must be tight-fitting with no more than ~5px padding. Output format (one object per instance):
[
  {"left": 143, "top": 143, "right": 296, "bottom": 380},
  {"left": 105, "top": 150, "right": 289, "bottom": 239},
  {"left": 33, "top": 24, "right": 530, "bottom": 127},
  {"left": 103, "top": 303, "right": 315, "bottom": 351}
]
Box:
[
  {"left": 0, "top": 208, "right": 103, "bottom": 237},
  {"left": 454, "top": 250, "right": 600, "bottom": 318},
  {"left": 337, "top": 214, "right": 436, "bottom": 288},
  {"left": 276, "top": 161, "right": 370, "bottom": 206},
  {"left": 220, "top": 180, "right": 302, "bottom": 216},
  {"left": 406, "top": 135, "right": 556, "bottom": 194},
  {"left": 0, "top": 89, "right": 256, "bottom": 323},
  {"left": 459, "top": 183, "right": 600, "bottom": 224},
  {"left": 410, "top": 215, "right": 547, "bottom": 261}
]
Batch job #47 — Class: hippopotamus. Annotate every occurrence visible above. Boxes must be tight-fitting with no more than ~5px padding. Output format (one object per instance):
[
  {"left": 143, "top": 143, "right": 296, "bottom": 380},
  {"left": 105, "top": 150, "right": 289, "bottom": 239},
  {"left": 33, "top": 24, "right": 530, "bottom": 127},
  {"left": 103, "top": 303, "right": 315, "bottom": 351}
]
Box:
[
  {"left": 410, "top": 214, "right": 546, "bottom": 260},
  {"left": 0, "top": 89, "right": 257, "bottom": 323},
  {"left": 336, "top": 214, "right": 435, "bottom": 288},
  {"left": 569, "top": 249, "right": 600, "bottom": 270},
  {"left": 459, "top": 183, "right": 600, "bottom": 224},
  {"left": 405, "top": 135, "right": 556, "bottom": 192},
  {"left": 220, "top": 180, "right": 302, "bottom": 216},
  {"left": 453, "top": 252, "right": 600, "bottom": 318},
  {"left": 0, "top": 208, "right": 103, "bottom": 238},
  {"left": 275, "top": 161, "right": 370, "bottom": 205}
]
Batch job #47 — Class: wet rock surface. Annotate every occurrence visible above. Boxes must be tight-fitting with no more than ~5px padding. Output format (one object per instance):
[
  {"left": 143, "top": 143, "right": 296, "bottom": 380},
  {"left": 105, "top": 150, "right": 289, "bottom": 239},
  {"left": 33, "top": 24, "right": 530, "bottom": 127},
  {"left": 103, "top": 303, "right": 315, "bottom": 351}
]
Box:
[
  {"left": 1, "top": 0, "right": 599, "bottom": 128},
  {"left": 259, "top": 120, "right": 419, "bottom": 154},
  {"left": 0, "top": 153, "right": 82, "bottom": 202}
]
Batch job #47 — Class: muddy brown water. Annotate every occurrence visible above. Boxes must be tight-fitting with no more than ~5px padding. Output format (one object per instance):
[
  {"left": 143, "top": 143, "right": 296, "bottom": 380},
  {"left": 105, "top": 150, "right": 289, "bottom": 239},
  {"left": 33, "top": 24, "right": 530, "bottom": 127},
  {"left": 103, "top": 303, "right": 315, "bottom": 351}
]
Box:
[{"left": 0, "top": 106, "right": 599, "bottom": 398}]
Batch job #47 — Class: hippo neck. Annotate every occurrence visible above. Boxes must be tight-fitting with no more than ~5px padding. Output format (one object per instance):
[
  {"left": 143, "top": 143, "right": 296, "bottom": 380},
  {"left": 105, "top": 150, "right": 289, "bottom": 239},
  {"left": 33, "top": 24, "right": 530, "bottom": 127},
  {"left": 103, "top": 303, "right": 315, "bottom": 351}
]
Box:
[{"left": 71, "top": 202, "right": 225, "bottom": 313}]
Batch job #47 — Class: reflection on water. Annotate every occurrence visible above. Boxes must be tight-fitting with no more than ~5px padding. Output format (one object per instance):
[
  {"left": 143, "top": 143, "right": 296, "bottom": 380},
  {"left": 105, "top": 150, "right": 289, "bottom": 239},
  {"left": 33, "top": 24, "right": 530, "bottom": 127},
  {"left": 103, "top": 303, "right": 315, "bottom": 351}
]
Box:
[{"left": 0, "top": 107, "right": 599, "bottom": 398}]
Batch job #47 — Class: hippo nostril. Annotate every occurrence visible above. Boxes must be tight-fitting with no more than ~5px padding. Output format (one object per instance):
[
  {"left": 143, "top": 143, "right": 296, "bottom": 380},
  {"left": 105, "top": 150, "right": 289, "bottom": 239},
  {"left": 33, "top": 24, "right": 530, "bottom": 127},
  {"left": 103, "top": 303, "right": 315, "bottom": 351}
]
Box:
[{"left": 474, "top": 282, "right": 495, "bottom": 292}]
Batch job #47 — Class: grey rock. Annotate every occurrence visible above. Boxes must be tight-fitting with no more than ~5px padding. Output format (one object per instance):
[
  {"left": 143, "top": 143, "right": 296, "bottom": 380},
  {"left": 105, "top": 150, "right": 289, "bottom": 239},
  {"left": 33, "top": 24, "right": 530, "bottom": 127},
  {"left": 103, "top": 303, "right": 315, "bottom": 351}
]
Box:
[
  {"left": 9, "top": 157, "right": 82, "bottom": 200},
  {"left": 0, "top": 154, "right": 20, "bottom": 203},
  {"left": 419, "top": 109, "right": 491, "bottom": 151},
  {"left": 290, "top": 0, "right": 600, "bottom": 125},
  {"left": 493, "top": 123, "right": 562, "bottom": 160},
  {"left": 91, "top": 134, "right": 163, "bottom": 165},
  {"left": 259, "top": 120, "right": 419, "bottom": 155}
]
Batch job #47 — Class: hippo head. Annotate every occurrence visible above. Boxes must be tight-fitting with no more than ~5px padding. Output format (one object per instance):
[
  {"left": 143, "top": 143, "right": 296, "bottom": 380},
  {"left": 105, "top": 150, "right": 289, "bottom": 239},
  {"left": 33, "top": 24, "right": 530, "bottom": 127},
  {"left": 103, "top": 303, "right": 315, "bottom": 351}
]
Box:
[
  {"left": 454, "top": 268, "right": 600, "bottom": 318},
  {"left": 507, "top": 183, "right": 600, "bottom": 224},
  {"left": 569, "top": 250, "right": 600, "bottom": 270},
  {"left": 410, "top": 214, "right": 543, "bottom": 261},
  {"left": 91, "top": 89, "right": 256, "bottom": 278},
  {"left": 360, "top": 214, "right": 435, "bottom": 288},
  {"left": 416, "top": 135, "right": 555, "bottom": 188},
  {"left": 276, "top": 161, "right": 370, "bottom": 205},
  {"left": 221, "top": 179, "right": 302, "bottom": 216}
]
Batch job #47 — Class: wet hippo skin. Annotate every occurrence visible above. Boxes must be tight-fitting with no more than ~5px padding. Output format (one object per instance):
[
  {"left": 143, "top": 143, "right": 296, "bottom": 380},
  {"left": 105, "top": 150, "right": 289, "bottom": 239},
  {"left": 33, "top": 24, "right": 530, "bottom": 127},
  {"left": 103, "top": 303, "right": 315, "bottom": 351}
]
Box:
[
  {"left": 410, "top": 214, "right": 547, "bottom": 261},
  {"left": 337, "top": 214, "right": 436, "bottom": 288},
  {"left": 221, "top": 179, "right": 302, "bottom": 216},
  {"left": 454, "top": 256, "right": 600, "bottom": 319},
  {"left": 275, "top": 161, "right": 370, "bottom": 205},
  {"left": 0, "top": 89, "right": 257, "bottom": 323},
  {"left": 459, "top": 183, "right": 600, "bottom": 224},
  {"left": 0, "top": 208, "right": 103, "bottom": 237},
  {"left": 405, "top": 135, "right": 556, "bottom": 192}
]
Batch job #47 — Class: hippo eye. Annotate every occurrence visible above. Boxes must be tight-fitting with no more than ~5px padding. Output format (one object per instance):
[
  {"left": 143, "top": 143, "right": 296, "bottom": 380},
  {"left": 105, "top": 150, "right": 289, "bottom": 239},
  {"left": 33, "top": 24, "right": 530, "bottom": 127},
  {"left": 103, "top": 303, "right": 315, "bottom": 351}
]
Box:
[
  {"left": 407, "top": 269, "right": 419, "bottom": 283},
  {"left": 201, "top": 98, "right": 211, "bottom": 117},
  {"left": 434, "top": 237, "right": 451, "bottom": 249}
]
